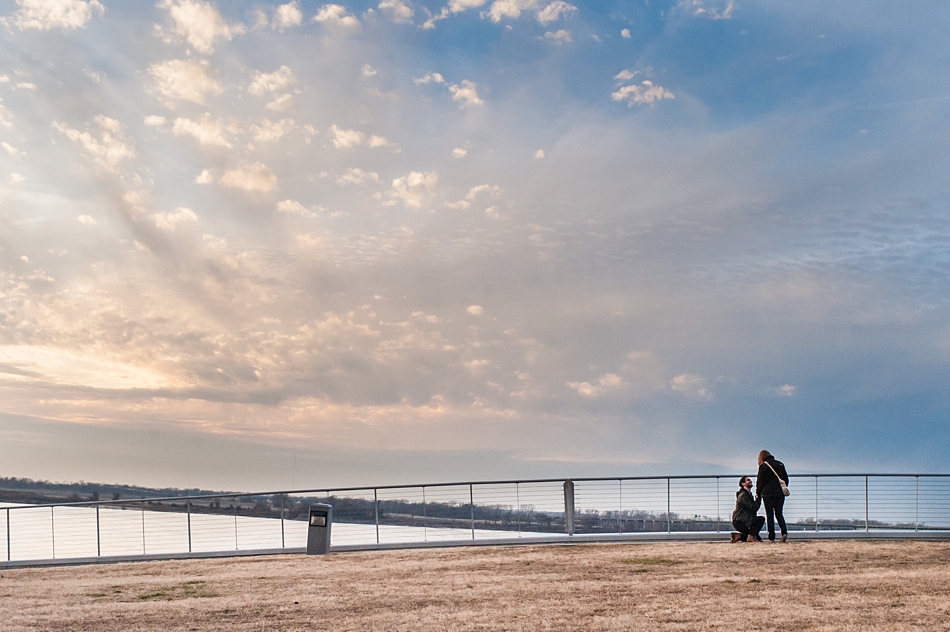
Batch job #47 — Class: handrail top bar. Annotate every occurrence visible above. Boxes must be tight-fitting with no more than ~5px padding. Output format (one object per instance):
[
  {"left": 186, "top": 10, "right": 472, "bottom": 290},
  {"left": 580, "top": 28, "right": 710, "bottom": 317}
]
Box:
[{"left": 2, "top": 472, "right": 949, "bottom": 510}]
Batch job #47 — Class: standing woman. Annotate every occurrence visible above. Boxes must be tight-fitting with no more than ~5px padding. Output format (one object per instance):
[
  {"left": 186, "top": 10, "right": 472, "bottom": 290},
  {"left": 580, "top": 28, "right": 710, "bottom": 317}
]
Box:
[{"left": 756, "top": 450, "right": 789, "bottom": 542}]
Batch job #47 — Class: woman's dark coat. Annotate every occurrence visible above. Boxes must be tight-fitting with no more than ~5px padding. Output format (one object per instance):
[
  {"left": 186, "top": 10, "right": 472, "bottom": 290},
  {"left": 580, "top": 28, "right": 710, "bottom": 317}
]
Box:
[{"left": 756, "top": 457, "right": 789, "bottom": 498}]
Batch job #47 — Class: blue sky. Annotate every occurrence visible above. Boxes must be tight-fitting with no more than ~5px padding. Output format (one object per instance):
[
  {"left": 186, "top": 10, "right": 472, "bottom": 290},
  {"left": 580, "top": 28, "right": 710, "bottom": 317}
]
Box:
[{"left": 0, "top": 0, "right": 948, "bottom": 491}]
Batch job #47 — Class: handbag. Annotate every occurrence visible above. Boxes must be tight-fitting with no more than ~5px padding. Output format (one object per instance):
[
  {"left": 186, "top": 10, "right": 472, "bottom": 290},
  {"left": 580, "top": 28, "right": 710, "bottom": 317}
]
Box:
[{"left": 764, "top": 460, "right": 790, "bottom": 497}]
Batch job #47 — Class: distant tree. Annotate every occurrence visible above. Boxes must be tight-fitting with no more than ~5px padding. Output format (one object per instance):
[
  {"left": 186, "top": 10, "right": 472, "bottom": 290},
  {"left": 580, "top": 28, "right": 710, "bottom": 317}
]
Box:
[
  {"left": 112, "top": 492, "right": 122, "bottom": 500},
  {"left": 90, "top": 491, "right": 100, "bottom": 502}
]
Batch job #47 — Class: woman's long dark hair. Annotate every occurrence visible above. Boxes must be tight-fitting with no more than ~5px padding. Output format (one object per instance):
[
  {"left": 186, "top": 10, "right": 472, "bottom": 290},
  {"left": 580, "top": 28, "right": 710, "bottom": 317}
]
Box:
[{"left": 757, "top": 450, "right": 772, "bottom": 466}]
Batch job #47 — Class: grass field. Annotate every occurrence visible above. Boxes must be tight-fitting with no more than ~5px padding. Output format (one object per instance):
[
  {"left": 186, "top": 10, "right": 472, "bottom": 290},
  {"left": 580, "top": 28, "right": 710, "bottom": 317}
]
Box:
[{"left": 2, "top": 540, "right": 949, "bottom": 630}]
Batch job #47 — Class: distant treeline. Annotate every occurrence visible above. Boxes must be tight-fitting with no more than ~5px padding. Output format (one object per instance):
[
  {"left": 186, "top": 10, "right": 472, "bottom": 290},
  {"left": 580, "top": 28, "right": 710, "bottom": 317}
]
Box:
[{"left": 0, "top": 476, "right": 224, "bottom": 505}]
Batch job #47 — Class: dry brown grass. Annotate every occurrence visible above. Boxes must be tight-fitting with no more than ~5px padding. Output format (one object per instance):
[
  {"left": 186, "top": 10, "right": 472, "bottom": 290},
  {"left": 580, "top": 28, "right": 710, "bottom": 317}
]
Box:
[{"left": 2, "top": 540, "right": 949, "bottom": 630}]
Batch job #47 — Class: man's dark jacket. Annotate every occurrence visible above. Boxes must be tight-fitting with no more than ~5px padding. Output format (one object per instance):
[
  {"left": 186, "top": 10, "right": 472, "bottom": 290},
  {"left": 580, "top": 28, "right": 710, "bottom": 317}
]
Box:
[
  {"left": 732, "top": 488, "right": 761, "bottom": 525},
  {"left": 756, "top": 457, "right": 789, "bottom": 498}
]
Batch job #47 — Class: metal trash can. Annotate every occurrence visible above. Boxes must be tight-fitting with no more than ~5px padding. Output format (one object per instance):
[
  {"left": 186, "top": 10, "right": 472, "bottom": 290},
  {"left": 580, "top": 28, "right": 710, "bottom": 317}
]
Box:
[{"left": 307, "top": 503, "right": 332, "bottom": 555}]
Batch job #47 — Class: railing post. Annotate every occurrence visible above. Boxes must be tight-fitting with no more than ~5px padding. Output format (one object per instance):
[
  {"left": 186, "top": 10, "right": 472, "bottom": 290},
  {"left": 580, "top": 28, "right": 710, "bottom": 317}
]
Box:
[
  {"left": 563, "top": 480, "right": 575, "bottom": 536},
  {"left": 422, "top": 487, "right": 427, "bottom": 542},
  {"left": 716, "top": 477, "right": 720, "bottom": 533},
  {"left": 618, "top": 479, "right": 623, "bottom": 535},
  {"left": 96, "top": 504, "right": 101, "bottom": 557},
  {"left": 865, "top": 475, "right": 869, "bottom": 532},
  {"left": 815, "top": 476, "right": 819, "bottom": 532},
  {"left": 469, "top": 484, "right": 475, "bottom": 540},
  {"left": 51, "top": 507, "right": 55, "bottom": 559},
  {"left": 915, "top": 476, "right": 919, "bottom": 532},
  {"left": 186, "top": 500, "right": 192, "bottom": 554},
  {"left": 515, "top": 482, "right": 521, "bottom": 537},
  {"left": 374, "top": 488, "right": 380, "bottom": 545},
  {"left": 141, "top": 501, "right": 147, "bottom": 554},
  {"left": 233, "top": 499, "right": 238, "bottom": 550},
  {"left": 667, "top": 478, "right": 671, "bottom": 534},
  {"left": 280, "top": 494, "right": 286, "bottom": 548},
  {"left": 6, "top": 508, "right": 10, "bottom": 561}
]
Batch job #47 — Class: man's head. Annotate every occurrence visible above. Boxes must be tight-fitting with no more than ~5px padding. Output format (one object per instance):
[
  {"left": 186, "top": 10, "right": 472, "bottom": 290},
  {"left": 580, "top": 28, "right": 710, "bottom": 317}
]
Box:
[{"left": 739, "top": 476, "right": 753, "bottom": 490}]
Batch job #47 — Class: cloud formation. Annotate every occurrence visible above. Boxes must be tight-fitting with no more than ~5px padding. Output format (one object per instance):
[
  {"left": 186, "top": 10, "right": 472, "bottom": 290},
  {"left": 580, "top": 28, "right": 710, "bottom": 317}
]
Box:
[
  {"left": 13, "top": 0, "right": 103, "bottom": 31},
  {"left": 157, "top": 0, "right": 244, "bottom": 53}
]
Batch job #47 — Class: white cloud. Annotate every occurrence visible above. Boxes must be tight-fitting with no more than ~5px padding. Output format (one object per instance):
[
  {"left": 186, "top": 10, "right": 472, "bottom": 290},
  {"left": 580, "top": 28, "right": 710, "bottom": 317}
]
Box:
[
  {"left": 391, "top": 171, "right": 438, "bottom": 208},
  {"left": 452, "top": 147, "right": 467, "bottom": 158},
  {"left": 450, "top": 0, "right": 488, "bottom": 11},
  {"left": 466, "top": 184, "right": 502, "bottom": 199},
  {"left": 337, "top": 168, "right": 379, "bottom": 185},
  {"left": 467, "top": 304, "right": 484, "bottom": 315},
  {"left": 157, "top": 0, "right": 244, "bottom": 54},
  {"left": 219, "top": 162, "right": 278, "bottom": 192},
  {"left": 14, "top": 82, "right": 37, "bottom": 91},
  {"left": 250, "top": 118, "right": 295, "bottom": 143},
  {"left": 483, "top": 0, "right": 536, "bottom": 22},
  {"left": 361, "top": 64, "right": 377, "bottom": 77},
  {"left": 614, "top": 69, "right": 637, "bottom": 81},
  {"left": 266, "top": 94, "right": 295, "bottom": 112},
  {"left": 8, "top": 173, "right": 24, "bottom": 183},
  {"left": 248, "top": 66, "right": 297, "bottom": 95},
  {"left": 534, "top": 149, "right": 545, "bottom": 159},
  {"left": 536, "top": 1, "right": 575, "bottom": 25},
  {"left": 620, "top": 28, "right": 631, "bottom": 39},
  {"left": 13, "top": 0, "right": 104, "bottom": 31},
  {"left": 612, "top": 80, "right": 675, "bottom": 106},
  {"left": 52, "top": 116, "right": 134, "bottom": 172},
  {"left": 148, "top": 59, "right": 221, "bottom": 104},
  {"left": 76, "top": 214, "right": 96, "bottom": 225},
  {"left": 273, "top": 2, "right": 303, "bottom": 30},
  {"left": 152, "top": 207, "right": 198, "bottom": 230},
  {"left": 328, "top": 125, "right": 395, "bottom": 151},
  {"left": 143, "top": 115, "right": 166, "bottom": 126},
  {"left": 313, "top": 4, "right": 359, "bottom": 28},
  {"left": 2, "top": 142, "right": 23, "bottom": 157},
  {"left": 777, "top": 384, "right": 796, "bottom": 397},
  {"left": 543, "top": 29, "right": 571, "bottom": 43},
  {"left": 378, "top": 0, "right": 413, "bottom": 23},
  {"left": 484, "top": 206, "right": 499, "bottom": 218},
  {"left": 567, "top": 373, "right": 624, "bottom": 398},
  {"left": 172, "top": 114, "right": 234, "bottom": 148},
  {"left": 679, "top": 0, "right": 735, "bottom": 20},
  {"left": 277, "top": 199, "right": 314, "bottom": 216},
  {"left": 448, "top": 80, "right": 483, "bottom": 108},
  {"left": 329, "top": 124, "right": 365, "bottom": 149},
  {"left": 195, "top": 169, "right": 214, "bottom": 184},
  {"left": 414, "top": 72, "right": 445, "bottom": 85},
  {"left": 670, "top": 373, "right": 711, "bottom": 399}
]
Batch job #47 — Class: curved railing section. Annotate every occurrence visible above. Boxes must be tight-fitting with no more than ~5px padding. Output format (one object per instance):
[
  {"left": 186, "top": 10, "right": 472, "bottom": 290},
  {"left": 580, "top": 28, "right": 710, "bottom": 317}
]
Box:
[{"left": 1, "top": 473, "right": 948, "bottom": 565}]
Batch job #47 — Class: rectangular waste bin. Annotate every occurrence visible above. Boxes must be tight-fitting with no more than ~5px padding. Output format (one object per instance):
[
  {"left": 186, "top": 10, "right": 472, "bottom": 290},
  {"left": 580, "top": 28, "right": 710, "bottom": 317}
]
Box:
[{"left": 307, "top": 503, "right": 332, "bottom": 555}]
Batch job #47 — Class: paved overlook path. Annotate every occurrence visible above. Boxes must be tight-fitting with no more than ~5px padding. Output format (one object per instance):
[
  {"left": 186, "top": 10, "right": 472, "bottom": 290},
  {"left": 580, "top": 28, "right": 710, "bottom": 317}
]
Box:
[{"left": 2, "top": 540, "right": 949, "bottom": 631}]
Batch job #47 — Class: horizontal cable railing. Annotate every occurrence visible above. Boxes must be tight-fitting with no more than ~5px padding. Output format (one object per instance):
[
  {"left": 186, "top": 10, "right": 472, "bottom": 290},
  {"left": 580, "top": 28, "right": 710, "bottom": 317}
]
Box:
[{"left": 1, "top": 474, "right": 948, "bottom": 563}]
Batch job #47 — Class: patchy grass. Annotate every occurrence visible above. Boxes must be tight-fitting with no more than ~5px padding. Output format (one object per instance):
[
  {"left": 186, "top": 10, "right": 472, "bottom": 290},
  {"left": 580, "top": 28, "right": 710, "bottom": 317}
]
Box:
[{"left": 1, "top": 540, "right": 949, "bottom": 631}]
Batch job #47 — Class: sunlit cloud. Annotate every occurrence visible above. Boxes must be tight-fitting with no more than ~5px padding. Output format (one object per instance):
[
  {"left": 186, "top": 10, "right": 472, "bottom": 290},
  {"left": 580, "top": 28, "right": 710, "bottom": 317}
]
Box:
[{"left": 13, "top": 0, "right": 103, "bottom": 31}]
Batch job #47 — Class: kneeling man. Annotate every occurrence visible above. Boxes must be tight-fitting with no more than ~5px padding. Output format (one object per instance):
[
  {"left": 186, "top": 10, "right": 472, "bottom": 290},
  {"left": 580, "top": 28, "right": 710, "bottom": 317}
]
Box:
[{"left": 731, "top": 476, "right": 765, "bottom": 542}]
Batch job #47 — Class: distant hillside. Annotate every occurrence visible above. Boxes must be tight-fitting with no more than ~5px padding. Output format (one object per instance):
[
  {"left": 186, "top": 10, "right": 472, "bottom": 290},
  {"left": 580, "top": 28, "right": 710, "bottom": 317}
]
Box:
[{"left": 0, "top": 476, "right": 226, "bottom": 505}]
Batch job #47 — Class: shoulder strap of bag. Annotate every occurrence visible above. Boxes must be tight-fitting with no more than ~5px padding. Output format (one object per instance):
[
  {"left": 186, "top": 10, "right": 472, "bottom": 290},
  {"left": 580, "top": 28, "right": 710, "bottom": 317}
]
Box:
[{"left": 764, "top": 460, "right": 786, "bottom": 485}]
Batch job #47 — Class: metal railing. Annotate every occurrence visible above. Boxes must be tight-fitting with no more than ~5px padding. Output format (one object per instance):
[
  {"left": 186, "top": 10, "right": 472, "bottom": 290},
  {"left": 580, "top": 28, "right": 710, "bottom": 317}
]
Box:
[{"left": 1, "top": 473, "right": 948, "bottom": 564}]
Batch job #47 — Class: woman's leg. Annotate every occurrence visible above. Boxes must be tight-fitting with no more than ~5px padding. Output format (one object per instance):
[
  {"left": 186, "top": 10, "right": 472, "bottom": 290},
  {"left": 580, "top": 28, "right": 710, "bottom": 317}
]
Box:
[
  {"left": 763, "top": 496, "right": 777, "bottom": 541},
  {"left": 751, "top": 515, "right": 765, "bottom": 541},
  {"left": 773, "top": 495, "right": 788, "bottom": 537}
]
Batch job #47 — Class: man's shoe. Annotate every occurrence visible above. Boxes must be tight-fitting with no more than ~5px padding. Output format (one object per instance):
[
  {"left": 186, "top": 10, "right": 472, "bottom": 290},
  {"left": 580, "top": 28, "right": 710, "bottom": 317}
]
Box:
[
  {"left": 754, "top": 535, "right": 763, "bottom": 542},
  {"left": 730, "top": 532, "right": 740, "bottom": 543},
  {"left": 781, "top": 534, "right": 787, "bottom": 543}
]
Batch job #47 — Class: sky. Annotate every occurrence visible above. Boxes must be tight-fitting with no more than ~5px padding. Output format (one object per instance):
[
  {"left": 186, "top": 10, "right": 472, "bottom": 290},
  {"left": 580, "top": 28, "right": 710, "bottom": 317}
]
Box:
[{"left": 0, "top": 0, "right": 949, "bottom": 492}]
